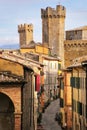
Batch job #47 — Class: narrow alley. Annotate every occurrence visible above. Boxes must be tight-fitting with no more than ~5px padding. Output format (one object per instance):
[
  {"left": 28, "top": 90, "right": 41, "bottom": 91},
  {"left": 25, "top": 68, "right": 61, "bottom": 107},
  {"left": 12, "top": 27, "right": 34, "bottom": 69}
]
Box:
[{"left": 41, "top": 99, "right": 62, "bottom": 130}]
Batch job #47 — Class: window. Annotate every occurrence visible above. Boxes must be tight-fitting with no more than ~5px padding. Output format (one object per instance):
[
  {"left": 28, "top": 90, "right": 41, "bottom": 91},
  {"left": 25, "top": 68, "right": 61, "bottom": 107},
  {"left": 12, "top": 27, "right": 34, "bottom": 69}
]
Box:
[
  {"left": 70, "top": 77, "right": 75, "bottom": 87},
  {"left": 75, "top": 31, "right": 77, "bottom": 34},
  {"left": 77, "top": 101, "right": 82, "bottom": 115},
  {"left": 73, "top": 99, "right": 76, "bottom": 112},
  {"left": 76, "top": 77, "right": 80, "bottom": 89},
  {"left": 58, "top": 63, "right": 61, "bottom": 70},
  {"left": 60, "top": 98, "right": 64, "bottom": 108}
]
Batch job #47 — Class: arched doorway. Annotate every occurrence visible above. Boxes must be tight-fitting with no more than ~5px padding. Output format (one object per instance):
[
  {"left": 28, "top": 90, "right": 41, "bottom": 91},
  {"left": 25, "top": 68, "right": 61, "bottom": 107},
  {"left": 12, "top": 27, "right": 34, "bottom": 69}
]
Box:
[{"left": 0, "top": 92, "right": 15, "bottom": 130}]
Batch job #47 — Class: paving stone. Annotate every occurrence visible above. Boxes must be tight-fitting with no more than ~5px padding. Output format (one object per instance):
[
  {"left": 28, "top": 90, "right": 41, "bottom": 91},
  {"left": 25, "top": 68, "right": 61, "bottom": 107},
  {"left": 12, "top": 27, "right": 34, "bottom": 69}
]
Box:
[{"left": 41, "top": 99, "right": 62, "bottom": 130}]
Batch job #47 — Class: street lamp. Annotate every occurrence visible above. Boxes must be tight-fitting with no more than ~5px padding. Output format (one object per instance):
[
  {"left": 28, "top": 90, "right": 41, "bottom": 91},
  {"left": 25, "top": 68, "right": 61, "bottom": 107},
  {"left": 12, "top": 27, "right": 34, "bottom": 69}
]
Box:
[{"left": 81, "top": 60, "right": 87, "bottom": 125}]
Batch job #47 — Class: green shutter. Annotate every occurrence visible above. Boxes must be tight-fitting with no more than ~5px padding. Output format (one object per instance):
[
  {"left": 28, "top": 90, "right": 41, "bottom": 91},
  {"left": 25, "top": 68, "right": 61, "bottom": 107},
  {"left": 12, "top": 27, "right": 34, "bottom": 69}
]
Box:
[
  {"left": 76, "top": 77, "right": 80, "bottom": 89},
  {"left": 70, "top": 77, "right": 75, "bottom": 87},
  {"left": 73, "top": 99, "right": 76, "bottom": 112},
  {"left": 77, "top": 101, "right": 82, "bottom": 115}
]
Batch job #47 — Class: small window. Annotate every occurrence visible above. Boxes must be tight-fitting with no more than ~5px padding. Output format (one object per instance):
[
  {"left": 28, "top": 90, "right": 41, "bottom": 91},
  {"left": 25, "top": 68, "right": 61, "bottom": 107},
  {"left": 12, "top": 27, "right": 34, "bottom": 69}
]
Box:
[{"left": 75, "top": 31, "right": 77, "bottom": 34}]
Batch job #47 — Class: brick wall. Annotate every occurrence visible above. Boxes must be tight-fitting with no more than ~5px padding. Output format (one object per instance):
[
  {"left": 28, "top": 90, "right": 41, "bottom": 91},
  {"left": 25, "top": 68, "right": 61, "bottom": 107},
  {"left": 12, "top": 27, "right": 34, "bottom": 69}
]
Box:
[
  {"left": 64, "top": 40, "right": 87, "bottom": 67},
  {"left": 0, "top": 84, "right": 22, "bottom": 130}
]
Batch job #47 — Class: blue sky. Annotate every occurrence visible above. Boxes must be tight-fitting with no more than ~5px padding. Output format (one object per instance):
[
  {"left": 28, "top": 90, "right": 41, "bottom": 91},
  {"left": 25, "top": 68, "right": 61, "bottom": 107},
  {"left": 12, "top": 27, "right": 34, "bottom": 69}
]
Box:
[{"left": 0, "top": 0, "right": 87, "bottom": 47}]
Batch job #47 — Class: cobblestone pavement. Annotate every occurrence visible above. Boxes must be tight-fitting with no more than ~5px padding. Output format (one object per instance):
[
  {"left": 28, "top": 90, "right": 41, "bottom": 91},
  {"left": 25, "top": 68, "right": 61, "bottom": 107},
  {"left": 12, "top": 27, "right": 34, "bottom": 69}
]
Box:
[{"left": 41, "top": 99, "right": 62, "bottom": 130}]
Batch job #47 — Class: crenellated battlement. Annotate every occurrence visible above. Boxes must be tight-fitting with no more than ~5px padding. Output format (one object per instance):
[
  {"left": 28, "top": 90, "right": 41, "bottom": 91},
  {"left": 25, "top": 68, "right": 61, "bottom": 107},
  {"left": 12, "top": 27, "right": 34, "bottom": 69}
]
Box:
[
  {"left": 64, "top": 40, "right": 87, "bottom": 48},
  {"left": 41, "top": 5, "right": 66, "bottom": 67},
  {"left": 18, "top": 23, "right": 33, "bottom": 47},
  {"left": 41, "top": 5, "right": 66, "bottom": 18},
  {"left": 64, "top": 40, "right": 87, "bottom": 67},
  {"left": 18, "top": 23, "right": 33, "bottom": 33}
]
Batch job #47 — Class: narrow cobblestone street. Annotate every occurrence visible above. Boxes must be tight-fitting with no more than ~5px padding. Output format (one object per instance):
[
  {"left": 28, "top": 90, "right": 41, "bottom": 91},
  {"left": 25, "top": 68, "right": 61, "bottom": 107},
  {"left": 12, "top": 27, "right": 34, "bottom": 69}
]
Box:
[{"left": 41, "top": 99, "right": 62, "bottom": 130}]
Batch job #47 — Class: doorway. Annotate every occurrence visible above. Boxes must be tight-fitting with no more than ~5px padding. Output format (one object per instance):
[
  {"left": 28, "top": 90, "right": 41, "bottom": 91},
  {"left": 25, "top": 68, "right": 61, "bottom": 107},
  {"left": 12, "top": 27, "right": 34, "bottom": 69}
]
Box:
[{"left": 0, "top": 92, "right": 15, "bottom": 130}]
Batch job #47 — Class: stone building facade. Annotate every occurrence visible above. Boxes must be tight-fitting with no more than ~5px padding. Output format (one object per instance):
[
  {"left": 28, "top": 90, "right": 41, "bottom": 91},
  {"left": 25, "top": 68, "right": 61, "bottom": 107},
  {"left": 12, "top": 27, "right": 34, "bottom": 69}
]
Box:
[
  {"left": 0, "top": 56, "right": 26, "bottom": 130},
  {"left": 66, "top": 26, "right": 87, "bottom": 40},
  {"left": 18, "top": 22, "right": 61, "bottom": 101},
  {"left": 64, "top": 26, "right": 87, "bottom": 67},
  {"left": 41, "top": 5, "right": 66, "bottom": 67},
  {"left": 18, "top": 24, "right": 33, "bottom": 47},
  {"left": 0, "top": 71, "right": 25, "bottom": 130},
  {"left": 0, "top": 51, "right": 43, "bottom": 130},
  {"left": 60, "top": 26, "right": 87, "bottom": 130},
  {"left": 67, "top": 56, "right": 87, "bottom": 130},
  {"left": 59, "top": 69, "right": 72, "bottom": 129}
]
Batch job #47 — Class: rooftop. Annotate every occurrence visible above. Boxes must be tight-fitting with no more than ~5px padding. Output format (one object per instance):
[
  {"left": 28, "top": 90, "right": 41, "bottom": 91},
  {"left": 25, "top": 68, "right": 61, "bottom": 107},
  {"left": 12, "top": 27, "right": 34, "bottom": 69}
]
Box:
[{"left": 66, "top": 25, "right": 87, "bottom": 31}]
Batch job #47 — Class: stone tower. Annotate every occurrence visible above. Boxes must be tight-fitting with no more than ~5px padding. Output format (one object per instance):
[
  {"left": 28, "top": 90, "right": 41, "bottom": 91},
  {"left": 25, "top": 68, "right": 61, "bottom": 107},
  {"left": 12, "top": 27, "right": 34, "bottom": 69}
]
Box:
[
  {"left": 18, "top": 23, "right": 33, "bottom": 48},
  {"left": 41, "top": 5, "right": 66, "bottom": 67}
]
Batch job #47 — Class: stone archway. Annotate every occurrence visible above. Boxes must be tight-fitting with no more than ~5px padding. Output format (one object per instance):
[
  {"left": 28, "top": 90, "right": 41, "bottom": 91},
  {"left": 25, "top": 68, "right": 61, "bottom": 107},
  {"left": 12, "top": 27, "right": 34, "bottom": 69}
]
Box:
[{"left": 0, "top": 92, "right": 15, "bottom": 130}]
